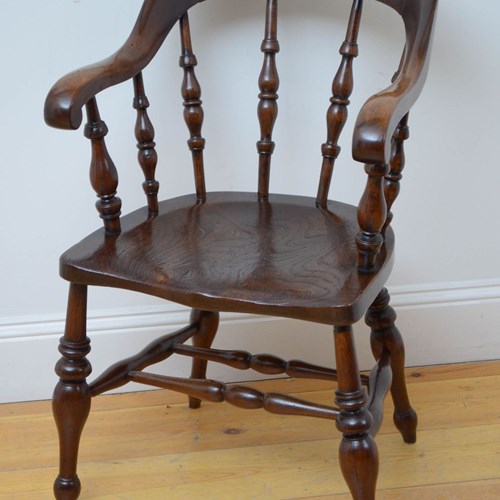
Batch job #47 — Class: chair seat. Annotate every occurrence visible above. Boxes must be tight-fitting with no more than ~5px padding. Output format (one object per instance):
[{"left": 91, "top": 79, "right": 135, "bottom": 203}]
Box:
[{"left": 61, "top": 192, "right": 394, "bottom": 325}]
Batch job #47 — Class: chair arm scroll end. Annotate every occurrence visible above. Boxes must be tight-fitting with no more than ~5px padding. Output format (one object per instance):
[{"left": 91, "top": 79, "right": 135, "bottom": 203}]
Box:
[
  {"left": 43, "top": 0, "right": 203, "bottom": 130},
  {"left": 352, "top": 93, "right": 403, "bottom": 165},
  {"left": 44, "top": 76, "right": 85, "bottom": 130}
]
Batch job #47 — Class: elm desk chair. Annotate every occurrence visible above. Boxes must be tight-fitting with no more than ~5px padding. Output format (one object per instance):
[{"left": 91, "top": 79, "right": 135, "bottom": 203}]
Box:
[{"left": 44, "top": 0, "right": 438, "bottom": 498}]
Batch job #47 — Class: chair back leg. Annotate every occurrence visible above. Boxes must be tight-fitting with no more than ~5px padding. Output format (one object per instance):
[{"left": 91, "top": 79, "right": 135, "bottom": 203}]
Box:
[
  {"left": 188, "top": 309, "right": 220, "bottom": 408},
  {"left": 366, "top": 288, "right": 418, "bottom": 443}
]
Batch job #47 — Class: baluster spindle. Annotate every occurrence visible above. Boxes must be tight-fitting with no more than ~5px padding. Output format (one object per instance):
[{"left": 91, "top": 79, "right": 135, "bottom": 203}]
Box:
[
  {"left": 383, "top": 113, "right": 409, "bottom": 231},
  {"left": 129, "top": 371, "right": 339, "bottom": 420},
  {"left": 84, "top": 98, "right": 121, "bottom": 234},
  {"left": 179, "top": 12, "right": 206, "bottom": 202},
  {"left": 316, "top": 0, "right": 363, "bottom": 208},
  {"left": 133, "top": 72, "right": 159, "bottom": 215},
  {"left": 356, "top": 162, "right": 389, "bottom": 272},
  {"left": 257, "top": 0, "right": 280, "bottom": 201}
]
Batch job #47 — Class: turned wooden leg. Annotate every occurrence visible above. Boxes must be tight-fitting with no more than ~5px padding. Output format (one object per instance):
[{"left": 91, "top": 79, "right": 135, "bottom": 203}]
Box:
[
  {"left": 334, "top": 325, "right": 378, "bottom": 499},
  {"left": 188, "top": 309, "right": 220, "bottom": 409},
  {"left": 53, "top": 284, "right": 91, "bottom": 500},
  {"left": 366, "top": 288, "right": 417, "bottom": 443}
]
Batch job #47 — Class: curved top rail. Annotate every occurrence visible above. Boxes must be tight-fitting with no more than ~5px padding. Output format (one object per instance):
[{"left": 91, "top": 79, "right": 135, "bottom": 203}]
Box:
[
  {"left": 352, "top": 0, "right": 438, "bottom": 164},
  {"left": 44, "top": 0, "right": 201, "bottom": 130}
]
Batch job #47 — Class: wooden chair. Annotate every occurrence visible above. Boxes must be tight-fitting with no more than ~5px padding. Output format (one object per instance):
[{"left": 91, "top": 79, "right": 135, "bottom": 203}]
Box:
[{"left": 44, "top": 0, "right": 438, "bottom": 498}]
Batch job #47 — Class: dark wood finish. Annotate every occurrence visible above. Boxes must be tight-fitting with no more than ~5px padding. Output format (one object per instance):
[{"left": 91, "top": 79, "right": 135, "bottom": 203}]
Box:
[
  {"left": 384, "top": 113, "right": 409, "bottom": 231},
  {"left": 187, "top": 309, "right": 219, "bottom": 409},
  {"left": 59, "top": 192, "right": 395, "bottom": 325},
  {"left": 366, "top": 349, "right": 392, "bottom": 436},
  {"left": 353, "top": 0, "right": 438, "bottom": 164},
  {"left": 356, "top": 163, "right": 389, "bottom": 272},
  {"left": 316, "top": 0, "right": 362, "bottom": 208},
  {"left": 257, "top": 0, "right": 279, "bottom": 201},
  {"left": 133, "top": 72, "right": 159, "bottom": 215},
  {"left": 88, "top": 321, "right": 198, "bottom": 397},
  {"left": 84, "top": 98, "right": 122, "bottom": 233},
  {"left": 45, "top": 1, "right": 438, "bottom": 498},
  {"left": 334, "top": 325, "right": 378, "bottom": 500},
  {"left": 44, "top": 0, "right": 202, "bottom": 130},
  {"left": 366, "top": 288, "right": 418, "bottom": 443},
  {"left": 53, "top": 284, "right": 91, "bottom": 500},
  {"left": 179, "top": 12, "right": 206, "bottom": 202},
  {"left": 174, "top": 344, "right": 345, "bottom": 381},
  {"left": 129, "top": 372, "right": 340, "bottom": 420}
]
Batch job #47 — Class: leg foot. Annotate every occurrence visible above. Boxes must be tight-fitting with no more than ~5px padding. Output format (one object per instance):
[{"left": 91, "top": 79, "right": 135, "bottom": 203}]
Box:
[
  {"left": 53, "top": 284, "right": 91, "bottom": 500},
  {"left": 334, "top": 325, "right": 378, "bottom": 499},
  {"left": 366, "top": 288, "right": 417, "bottom": 443},
  {"left": 393, "top": 407, "right": 417, "bottom": 444},
  {"left": 339, "top": 433, "right": 378, "bottom": 500},
  {"left": 188, "top": 309, "right": 219, "bottom": 409},
  {"left": 54, "top": 475, "right": 81, "bottom": 500}
]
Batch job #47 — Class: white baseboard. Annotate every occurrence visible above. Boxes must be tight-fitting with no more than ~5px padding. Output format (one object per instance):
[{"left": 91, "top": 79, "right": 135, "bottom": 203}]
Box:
[{"left": 1, "top": 279, "right": 500, "bottom": 403}]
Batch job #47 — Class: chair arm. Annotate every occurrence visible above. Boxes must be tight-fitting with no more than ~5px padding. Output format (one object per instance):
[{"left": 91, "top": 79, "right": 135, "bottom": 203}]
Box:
[
  {"left": 44, "top": 0, "right": 201, "bottom": 130},
  {"left": 352, "top": 0, "right": 438, "bottom": 165}
]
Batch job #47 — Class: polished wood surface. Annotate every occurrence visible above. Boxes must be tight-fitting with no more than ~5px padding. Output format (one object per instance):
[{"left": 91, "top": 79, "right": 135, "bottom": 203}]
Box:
[
  {"left": 179, "top": 12, "right": 207, "bottom": 202},
  {"left": 44, "top": 0, "right": 439, "bottom": 498},
  {"left": 84, "top": 99, "right": 121, "bottom": 234},
  {"left": 2, "top": 361, "right": 500, "bottom": 499},
  {"left": 60, "top": 192, "right": 394, "bottom": 325},
  {"left": 257, "top": 0, "right": 279, "bottom": 201},
  {"left": 44, "top": 0, "right": 202, "bottom": 130},
  {"left": 316, "top": 0, "right": 362, "bottom": 208},
  {"left": 133, "top": 72, "right": 159, "bottom": 215},
  {"left": 352, "top": 0, "right": 438, "bottom": 165}
]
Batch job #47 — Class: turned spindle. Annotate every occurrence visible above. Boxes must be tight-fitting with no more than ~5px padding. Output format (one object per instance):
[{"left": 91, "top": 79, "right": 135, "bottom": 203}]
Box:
[
  {"left": 257, "top": 0, "right": 280, "bottom": 201},
  {"left": 133, "top": 72, "right": 159, "bottom": 215},
  {"left": 129, "top": 371, "right": 339, "bottom": 420},
  {"left": 172, "top": 344, "right": 349, "bottom": 382},
  {"left": 179, "top": 12, "right": 206, "bottom": 202},
  {"left": 316, "top": 0, "right": 363, "bottom": 208},
  {"left": 383, "top": 113, "right": 410, "bottom": 231},
  {"left": 355, "top": 162, "right": 389, "bottom": 272},
  {"left": 84, "top": 98, "right": 121, "bottom": 234}
]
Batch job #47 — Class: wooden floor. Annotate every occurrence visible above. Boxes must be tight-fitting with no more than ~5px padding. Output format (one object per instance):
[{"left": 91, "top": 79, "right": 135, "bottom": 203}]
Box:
[{"left": 1, "top": 361, "right": 500, "bottom": 499}]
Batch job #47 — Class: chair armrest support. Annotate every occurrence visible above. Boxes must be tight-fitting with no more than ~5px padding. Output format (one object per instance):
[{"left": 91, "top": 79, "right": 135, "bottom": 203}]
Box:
[
  {"left": 352, "top": 0, "right": 438, "bottom": 164},
  {"left": 44, "top": 0, "right": 201, "bottom": 130}
]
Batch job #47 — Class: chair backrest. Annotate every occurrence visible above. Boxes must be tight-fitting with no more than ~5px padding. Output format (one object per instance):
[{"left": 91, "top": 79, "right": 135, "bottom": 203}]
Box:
[{"left": 44, "top": 0, "right": 438, "bottom": 270}]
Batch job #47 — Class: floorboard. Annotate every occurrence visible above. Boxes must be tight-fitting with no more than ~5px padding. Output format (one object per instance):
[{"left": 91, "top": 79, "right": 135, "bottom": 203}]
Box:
[{"left": 1, "top": 360, "right": 499, "bottom": 498}]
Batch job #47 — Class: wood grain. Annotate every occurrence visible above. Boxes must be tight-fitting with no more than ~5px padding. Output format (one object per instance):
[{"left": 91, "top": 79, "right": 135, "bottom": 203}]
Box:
[
  {"left": 60, "top": 192, "right": 394, "bottom": 325},
  {"left": 42, "top": 2, "right": 441, "bottom": 497},
  {"left": 2, "top": 361, "right": 500, "bottom": 498}
]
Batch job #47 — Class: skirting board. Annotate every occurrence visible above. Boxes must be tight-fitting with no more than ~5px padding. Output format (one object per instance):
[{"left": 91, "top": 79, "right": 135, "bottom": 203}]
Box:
[{"left": 1, "top": 279, "right": 499, "bottom": 403}]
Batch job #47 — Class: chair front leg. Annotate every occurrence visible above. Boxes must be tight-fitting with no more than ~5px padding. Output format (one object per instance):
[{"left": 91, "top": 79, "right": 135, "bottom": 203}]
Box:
[
  {"left": 53, "top": 284, "right": 91, "bottom": 500},
  {"left": 334, "top": 325, "right": 378, "bottom": 500}
]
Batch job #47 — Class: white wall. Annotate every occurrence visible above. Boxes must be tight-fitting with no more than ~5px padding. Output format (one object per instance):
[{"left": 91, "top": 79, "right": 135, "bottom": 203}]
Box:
[{"left": 1, "top": 0, "right": 499, "bottom": 403}]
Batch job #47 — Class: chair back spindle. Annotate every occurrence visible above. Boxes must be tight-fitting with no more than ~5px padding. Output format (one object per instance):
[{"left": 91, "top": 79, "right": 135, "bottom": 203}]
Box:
[
  {"left": 316, "top": 0, "right": 363, "bottom": 208},
  {"left": 179, "top": 12, "right": 206, "bottom": 202},
  {"left": 257, "top": 0, "right": 280, "bottom": 201},
  {"left": 84, "top": 98, "right": 122, "bottom": 234},
  {"left": 133, "top": 72, "right": 159, "bottom": 215}
]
